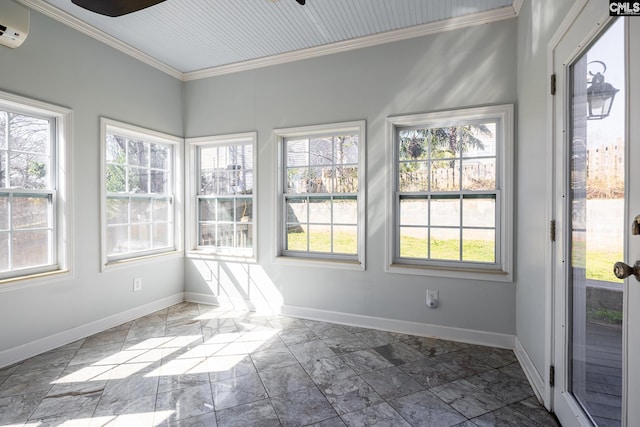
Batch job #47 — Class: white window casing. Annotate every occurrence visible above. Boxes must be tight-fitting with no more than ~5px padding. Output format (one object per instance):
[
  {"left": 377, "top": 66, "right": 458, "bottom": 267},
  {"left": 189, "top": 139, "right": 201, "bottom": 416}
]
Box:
[
  {"left": 100, "top": 118, "right": 183, "bottom": 270},
  {"left": 386, "top": 105, "right": 513, "bottom": 282},
  {"left": 274, "top": 121, "right": 366, "bottom": 270},
  {"left": 0, "top": 90, "right": 72, "bottom": 286},
  {"left": 186, "top": 132, "right": 257, "bottom": 261}
]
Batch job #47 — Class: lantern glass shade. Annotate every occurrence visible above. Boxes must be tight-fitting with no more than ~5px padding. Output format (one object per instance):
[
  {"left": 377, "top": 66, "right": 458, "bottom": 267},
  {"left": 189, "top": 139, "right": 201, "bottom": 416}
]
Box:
[{"left": 586, "top": 78, "right": 619, "bottom": 120}]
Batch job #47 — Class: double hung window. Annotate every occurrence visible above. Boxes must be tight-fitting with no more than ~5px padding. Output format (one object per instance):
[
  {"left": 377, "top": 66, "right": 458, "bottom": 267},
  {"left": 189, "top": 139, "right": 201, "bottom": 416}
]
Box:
[
  {"left": 101, "top": 119, "right": 181, "bottom": 266},
  {"left": 188, "top": 133, "right": 256, "bottom": 258},
  {"left": 387, "top": 105, "right": 513, "bottom": 280},
  {"left": 0, "top": 91, "right": 71, "bottom": 282},
  {"left": 275, "top": 121, "right": 365, "bottom": 267}
]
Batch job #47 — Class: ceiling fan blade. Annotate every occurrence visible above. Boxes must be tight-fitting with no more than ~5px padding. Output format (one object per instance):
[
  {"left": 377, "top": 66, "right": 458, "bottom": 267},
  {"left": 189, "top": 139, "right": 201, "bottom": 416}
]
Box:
[{"left": 71, "top": 0, "right": 167, "bottom": 17}]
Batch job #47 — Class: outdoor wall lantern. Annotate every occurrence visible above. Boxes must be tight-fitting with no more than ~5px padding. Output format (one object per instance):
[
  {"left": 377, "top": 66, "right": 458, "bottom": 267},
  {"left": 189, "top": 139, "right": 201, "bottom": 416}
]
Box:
[{"left": 586, "top": 60, "right": 619, "bottom": 120}]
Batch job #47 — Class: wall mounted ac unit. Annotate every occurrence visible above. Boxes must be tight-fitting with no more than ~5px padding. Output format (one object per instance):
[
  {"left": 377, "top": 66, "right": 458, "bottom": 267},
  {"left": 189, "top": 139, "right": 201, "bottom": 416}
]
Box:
[{"left": 0, "top": 1, "right": 30, "bottom": 48}]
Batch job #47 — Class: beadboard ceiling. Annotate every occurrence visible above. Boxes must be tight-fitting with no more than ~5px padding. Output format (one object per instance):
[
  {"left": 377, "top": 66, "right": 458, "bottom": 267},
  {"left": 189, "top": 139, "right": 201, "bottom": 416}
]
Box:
[{"left": 19, "top": 0, "right": 521, "bottom": 80}]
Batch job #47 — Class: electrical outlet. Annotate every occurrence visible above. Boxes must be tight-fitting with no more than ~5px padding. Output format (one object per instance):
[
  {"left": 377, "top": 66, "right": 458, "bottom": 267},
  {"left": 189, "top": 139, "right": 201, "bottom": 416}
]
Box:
[
  {"left": 426, "top": 289, "right": 439, "bottom": 308},
  {"left": 133, "top": 277, "right": 143, "bottom": 292}
]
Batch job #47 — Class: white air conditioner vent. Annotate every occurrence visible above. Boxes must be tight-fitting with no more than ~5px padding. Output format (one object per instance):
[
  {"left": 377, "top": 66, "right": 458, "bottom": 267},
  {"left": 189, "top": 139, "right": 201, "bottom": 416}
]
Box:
[{"left": 0, "top": 1, "right": 30, "bottom": 49}]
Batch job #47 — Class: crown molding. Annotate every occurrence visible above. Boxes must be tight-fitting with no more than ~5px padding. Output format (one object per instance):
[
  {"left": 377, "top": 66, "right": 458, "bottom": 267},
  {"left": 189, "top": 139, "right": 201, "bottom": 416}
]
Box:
[
  {"left": 17, "top": 1, "right": 521, "bottom": 82},
  {"left": 512, "top": 0, "right": 525, "bottom": 15},
  {"left": 16, "top": 0, "right": 183, "bottom": 80},
  {"left": 183, "top": 5, "right": 519, "bottom": 81}
]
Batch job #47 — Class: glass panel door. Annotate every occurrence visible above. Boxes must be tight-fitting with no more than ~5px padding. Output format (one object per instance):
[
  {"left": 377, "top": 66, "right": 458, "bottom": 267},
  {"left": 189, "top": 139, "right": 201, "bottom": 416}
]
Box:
[{"left": 568, "top": 18, "right": 625, "bottom": 427}]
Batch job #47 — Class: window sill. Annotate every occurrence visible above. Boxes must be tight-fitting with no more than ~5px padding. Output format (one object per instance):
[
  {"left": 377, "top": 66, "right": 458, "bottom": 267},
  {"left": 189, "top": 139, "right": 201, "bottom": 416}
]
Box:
[
  {"left": 386, "top": 262, "right": 512, "bottom": 282},
  {"left": 186, "top": 250, "right": 257, "bottom": 264},
  {"left": 102, "top": 249, "right": 184, "bottom": 272},
  {"left": 0, "top": 268, "right": 72, "bottom": 293},
  {"left": 274, "top": 255, "right": 365, "bottom": 271}
]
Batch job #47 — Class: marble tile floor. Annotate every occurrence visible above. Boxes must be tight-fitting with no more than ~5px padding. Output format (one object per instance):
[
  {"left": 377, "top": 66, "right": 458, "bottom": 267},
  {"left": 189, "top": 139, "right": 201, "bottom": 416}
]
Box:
[{"left": 0, "top": 302, "right": 560, "bottom": 427}]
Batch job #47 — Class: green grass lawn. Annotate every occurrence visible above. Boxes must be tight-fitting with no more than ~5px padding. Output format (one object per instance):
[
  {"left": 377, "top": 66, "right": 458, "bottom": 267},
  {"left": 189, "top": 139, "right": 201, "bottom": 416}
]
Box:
[
  {"left": 586, "top": 249, "right": 623, "bottom": 283},
  {"left": 287, "top": 231, "right": 621, "bottom": 282}
]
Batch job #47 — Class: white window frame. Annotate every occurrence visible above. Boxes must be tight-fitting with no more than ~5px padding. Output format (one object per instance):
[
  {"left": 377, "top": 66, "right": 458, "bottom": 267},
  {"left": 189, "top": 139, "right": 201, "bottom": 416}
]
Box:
[
  {"left": 386, "top": 105, "right": 513, "bottom": 282},
  {"left": 0, "top": 90, "right": 72, "bottom": 286},
  {"left": 274, "top": 121, "right": 366, "bottom": 270},
  {"left": 186, "top": 132, "right": 258, "bottom": 261},
  {"left": 100, "top": 118, "right": 183, "bottom": 270}
]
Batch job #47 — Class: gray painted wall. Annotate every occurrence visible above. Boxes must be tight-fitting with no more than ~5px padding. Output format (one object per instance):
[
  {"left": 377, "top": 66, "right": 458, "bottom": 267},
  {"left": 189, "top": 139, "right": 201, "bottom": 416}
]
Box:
[
  {"left": 0, "top": 11, "right": 184, "bottom": 353},
  {"left": 516, "top": 0, "right": 575, "bottom": 375},
  {"left": 184, "top": 19, "right": 518, "bottom": 335},
  {"left": 0, "top": 2, "right": 575, "bottom": 369}
]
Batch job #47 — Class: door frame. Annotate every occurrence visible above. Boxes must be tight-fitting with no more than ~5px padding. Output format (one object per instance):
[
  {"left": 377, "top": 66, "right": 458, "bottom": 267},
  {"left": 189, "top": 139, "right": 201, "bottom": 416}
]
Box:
[{"left": 548, "top": 0, "right": 627, "bottom": 425}]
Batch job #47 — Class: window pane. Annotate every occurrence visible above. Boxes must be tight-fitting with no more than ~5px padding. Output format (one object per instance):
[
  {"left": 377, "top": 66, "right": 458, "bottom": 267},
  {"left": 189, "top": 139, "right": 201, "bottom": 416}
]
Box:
[
  {"left": 462, "top": 229, "right": 495, "bottom": 263},
  {"left": 10, "top": 153, "right": 49, "bottom": 189},
  {"left": 153, "top": 223, "right": 171, "bottom": 249},
  {"left": 106, "top": 165, "right": 127, "bottom": 193},
  {"left": 150, "top": 170, "right": 169, "bottom": 194},
  {"left": 335, "top": 136, "right": 358, "bottom": 164},
  {"left": 217, "top": 199, "right": 234, "bottom": 222},
  {"left": 130, "top": 223, "right": 151, "bottom": 251},
  {"left": 199, "top": 199, "right": 215, "bottom": 221},
  {"left": 400, "top": 198, "right": 428, "bottom": 226},
  {"left": 430, "top": 228, "right": 460, "bottom": 260},
  {"left": 106, "top": 135, "right": 126, "bottom": 164},
  {"left": 333, "top": 197, "right": 357, "bottom": 225},
  {"left": 463, "top": 197, "right": 495, "bottom": 227},
  {"left": 307, "top": 168, "right": 325, "bottom": 193},
  {"left": 308, "top": 225, "right": 331, "bottom": 253},
  {"left": 462, "top": 123, "right": 496, "bottom": 157},
  {"left": 238, "top": 198, "right": 252, "bottom": 222},
  {"left": 333, "top": 225, "right": 357, "bottom": 254},
  {"left": 12, "top": 230, "right": 49, "bottom": 269},
  {"left": 287, "top": 168, "right": 309, "bottom": 194},
  {"left": 309, "top": 198, "right": 330, "bottom": 224},
  {"left": 287, "top": 139, "right": 308, "bottom": 167},
  {"left": 399, "top": 130, "right": 428, "bottom": 161},
  {"left": 216, "top": 224, "right": 235, "bottom": 247},
  {"left": 400, "top": 227, "right": 428, "bottom": 258},
  {"left": 9, "top": 114, "right": 49, "bottom": 154},
  {"left": 128, "top": 167, "right": 148, "bottom": 193},
  {"left": 0, "top": 232, "right": 8, "bottom": 271},
  {"left": 199, "top": 224, "right": 215, "bottom": 246},
  {"left": 287, "top": 224, "right": 307, "bottom": 251},
  {"left": 106, "top": 198, "right": 129, "bottom": 224},
  {"left": 310, "top": 137, "right": 332, "bottom": 165},
  {"left": 431, "top": 197, "right": 460, "bottom": 227},
  {"left": 107, "top": 225, "right": 129, "bottom": 255},
  {"left": 0, "top": 111, "right": 6, "bottom": 149},
  {"left": 12, "top": 195, "right": 49, "bottom": 230},
  {"left": 153, "top": 199, "right": 171, "bottom": 222},
  {"left": 430, "top": 160, "right": 460, "bottom": 192},
  {"left": 335, "top": 166, "right": 357, "bottom": 193},
  {"left": 130, "top": 199, "right": 151, "bottom": 223},
  {"left": 0, "top": 194, "right": 7, "bottom": 230},
  {"left": 287, "top": 198, "right": 307, "bottom": 223},
  {"left": 399, "top": 162, "right": 428, "bottom": 192},
  {"left": 150, "top": 144, "right": 170, "bottom": 169},
  {"left": 462, "top": 158, "right": 495, "bottom": 190},
  {"left": 128, "top": 139, "right": 148, "bottom": 167}
]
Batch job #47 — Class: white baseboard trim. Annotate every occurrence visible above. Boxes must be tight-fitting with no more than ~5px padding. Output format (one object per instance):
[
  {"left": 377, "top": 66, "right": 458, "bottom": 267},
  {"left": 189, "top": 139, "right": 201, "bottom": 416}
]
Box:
[
  {"left": 184, "top": 291, "right": 220, "bottom": 307},
  {"left": 184, "top": 292, "right": 282, "bottom": 315},
  {"left": 0, "top": 293, "right": 184, "bottom": 369},
  {"left": 514, "top": 336, "right": 546, "bottom": 403},
  {"left": 281, "top": 304, "right": 516, "bottom": 349}
]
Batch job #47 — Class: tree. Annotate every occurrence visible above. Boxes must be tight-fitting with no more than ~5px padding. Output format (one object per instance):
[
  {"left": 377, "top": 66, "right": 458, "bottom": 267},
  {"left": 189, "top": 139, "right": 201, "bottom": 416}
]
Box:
[{"left": 399, "top": 124, "right": 493, "bottom": 191}]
